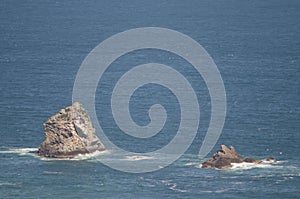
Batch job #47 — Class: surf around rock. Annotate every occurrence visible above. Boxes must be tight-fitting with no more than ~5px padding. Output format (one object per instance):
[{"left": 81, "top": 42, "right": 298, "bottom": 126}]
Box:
[{"left": 201, "top": 145, "right": 276, "bottom": 169}]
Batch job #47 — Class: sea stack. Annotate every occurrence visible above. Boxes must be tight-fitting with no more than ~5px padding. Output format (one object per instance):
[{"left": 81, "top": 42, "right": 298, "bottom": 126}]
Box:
[{"left": 37, "top": 102, "right": 105, "bottom": 158}]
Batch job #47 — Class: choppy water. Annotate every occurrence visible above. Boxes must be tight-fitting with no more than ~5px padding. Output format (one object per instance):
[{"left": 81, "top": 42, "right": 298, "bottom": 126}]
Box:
[{"left": 1, "top": 0, "right": 299, "bottom": 198}]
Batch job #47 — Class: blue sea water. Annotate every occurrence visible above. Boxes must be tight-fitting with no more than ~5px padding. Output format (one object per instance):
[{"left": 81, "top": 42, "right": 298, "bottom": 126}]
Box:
[{"left": 0, "top": 0, "right": 300, "bottom": 198}]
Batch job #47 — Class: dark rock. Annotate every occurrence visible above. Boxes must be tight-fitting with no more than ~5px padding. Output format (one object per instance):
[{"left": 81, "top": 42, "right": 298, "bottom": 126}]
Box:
[
  {"left": 37, "top": 102, "right": 105, "bottom": 158},
  {"left": 266, "top": 157, "right": 276, "bottom": 162},
  {"left": 243, "top": 157, "right": 262, "bottom": 164},
  {"left": 201, "top": 145, "right": 272, "bottom": 169},
  {"left": 201, "top": 145, "right": 243, "bottom": 169}
]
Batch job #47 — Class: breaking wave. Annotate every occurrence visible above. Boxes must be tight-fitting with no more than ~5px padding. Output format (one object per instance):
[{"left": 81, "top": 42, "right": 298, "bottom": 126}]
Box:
[
  {"left": 230, "top": 160, "right": 287, "bottom": 170},
  {"left": 123, "top": 155, "right": 155, "bottom": 161},
  {"left": 0, "top": 147, "right": 38, "bottom": 156},
  {"left": 0, "top": 147, "right": 109, "bottom": 161}
]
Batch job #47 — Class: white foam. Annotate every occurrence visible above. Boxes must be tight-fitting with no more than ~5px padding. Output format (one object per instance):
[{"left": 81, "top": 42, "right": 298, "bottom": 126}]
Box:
[
  {"left": 0, "top": 148, "right": 38, "bottom": 155},
  {"left": 169, "top": 183, "right": 188, "bottom": 193},
  {"left": 201, "top": 189, "right": 229, "bottom": 193},
  {"left": 160, "top": 180, "right": 188, "bottom": 193},
  {"left": 195, "top": 164, "right": 202, "bottom": 168},
  {"left": 124, "top": 155, "right": 155, "bottom": 161},
  {"left": 39, "top": 150, "right": 110, "bottom": 161},
  {"left": 43, "top": 171, "right": 63, "bottom": 175},
  {"left": 230, "top": 161, "right": 281, "bottom": 170},
  {"left": 72, "top": 150, "right": 109, "bottom": 160},
  {"left": 0, "top": 182, "right": 18, "bottom": 186},
  {"left": 184, "top": 162, "right": 199, "bottom": 166},
  {"left": 196, "top": 158, "right": 290, "bottom": 170},
  {"left": 282, "top": 173, "right": 300, "bottom": 177}
]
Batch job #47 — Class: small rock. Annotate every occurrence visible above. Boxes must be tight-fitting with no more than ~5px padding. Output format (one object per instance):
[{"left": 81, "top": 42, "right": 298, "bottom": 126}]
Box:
[
  {"left": 266, "top": 157, "right": 276, "bottom": 162},
  {"left": 201, "top": 145, "right": 243, "bottom": 169},
  {"left": 243, "top": 157, "right": 262, "bottom": 164},
  {"left": 201, "top": 145, "right": 272, "bottom": 169}
]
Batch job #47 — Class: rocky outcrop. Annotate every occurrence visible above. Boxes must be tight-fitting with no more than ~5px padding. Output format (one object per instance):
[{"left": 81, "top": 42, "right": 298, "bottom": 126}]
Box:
[
  {"left": 201, "top": 145, "right": 274, "bottom": 169},
  {"left": 37, "top": 102, "right": 105, "bottom": 158},
  {"left": 201, "top": 145, "right": 243, "bottom": 169}
]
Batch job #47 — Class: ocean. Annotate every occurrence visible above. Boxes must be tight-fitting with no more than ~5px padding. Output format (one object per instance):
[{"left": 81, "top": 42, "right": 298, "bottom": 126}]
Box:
[{"left": 0, "top": 0, "right": 299, "bottom": 198}]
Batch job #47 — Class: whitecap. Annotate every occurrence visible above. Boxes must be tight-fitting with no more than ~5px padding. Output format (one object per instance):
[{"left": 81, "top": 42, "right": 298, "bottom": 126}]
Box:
[
  {"left": 0, "top": 182, "right": 19, "bottom": 187},
  {"left": 282, "top": 173, "right": 300, "bottom": 177},
  {"left": 72, "top": 150, "right": 109, "bottom": 160},
  {"left": 230, "top": 162, "right": 275, "bottom": 170},
  {"left": 229, "top": 159, "right": 290, "bottom": 170},
  {"left": 184, "top": 162, "right": 199, "bottom": 166},
  {"left": 195, "top": 164, "right": 202, "bottom": 168},
  {"left": 0, "top": 147, "right": 38, "bottom": 156},
  {"left": 123, "top": 155, "right": 155, "bottom": 161},
  {"left": 43, "top": 171, "right": 63, "bottom": 175},
  {"left": 196, "top": 158, "right": 291, "bottom": 170},
  {"left": 160, "top": 180, "right": 188, "bottom": 193},
  {"left": 39, "top": 150, "right": 109, "bottom": 161},
  {"left": 200, "top": 188, "right": 230, "bottom": 193}
]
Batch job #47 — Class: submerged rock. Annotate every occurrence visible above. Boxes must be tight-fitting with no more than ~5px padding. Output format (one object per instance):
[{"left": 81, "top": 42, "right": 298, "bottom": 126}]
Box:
[
  {"left": 201, "top": 145, "right": 265, "bottom": 169},
  {"left": 37, "top": 102, "right": 105, "bottom": 158}
]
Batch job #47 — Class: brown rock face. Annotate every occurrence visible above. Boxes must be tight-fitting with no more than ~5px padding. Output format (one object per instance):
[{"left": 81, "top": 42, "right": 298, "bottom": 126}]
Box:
[
  {"left": 201, "top": 145, "right": 243, "bottom": 169},
  {"left": 37, "top": 102, "right": 105, "bottom": 158},
  {"left": 243, "top": 157, "right": 263, "bottom": 164},
  {"left": 201, "top": 145, "right": 265, "bottom": 169}
]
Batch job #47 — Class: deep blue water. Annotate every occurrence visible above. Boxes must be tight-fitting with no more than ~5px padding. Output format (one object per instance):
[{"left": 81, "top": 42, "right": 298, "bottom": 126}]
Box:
[{"left": 1, "top": 0, "right": 300, "bottom": 198}]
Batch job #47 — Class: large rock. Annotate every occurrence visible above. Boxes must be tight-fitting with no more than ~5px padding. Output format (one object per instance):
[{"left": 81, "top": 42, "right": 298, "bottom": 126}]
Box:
[{"left": 37, "top": 102, "right": 105, "bottom": 158}]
